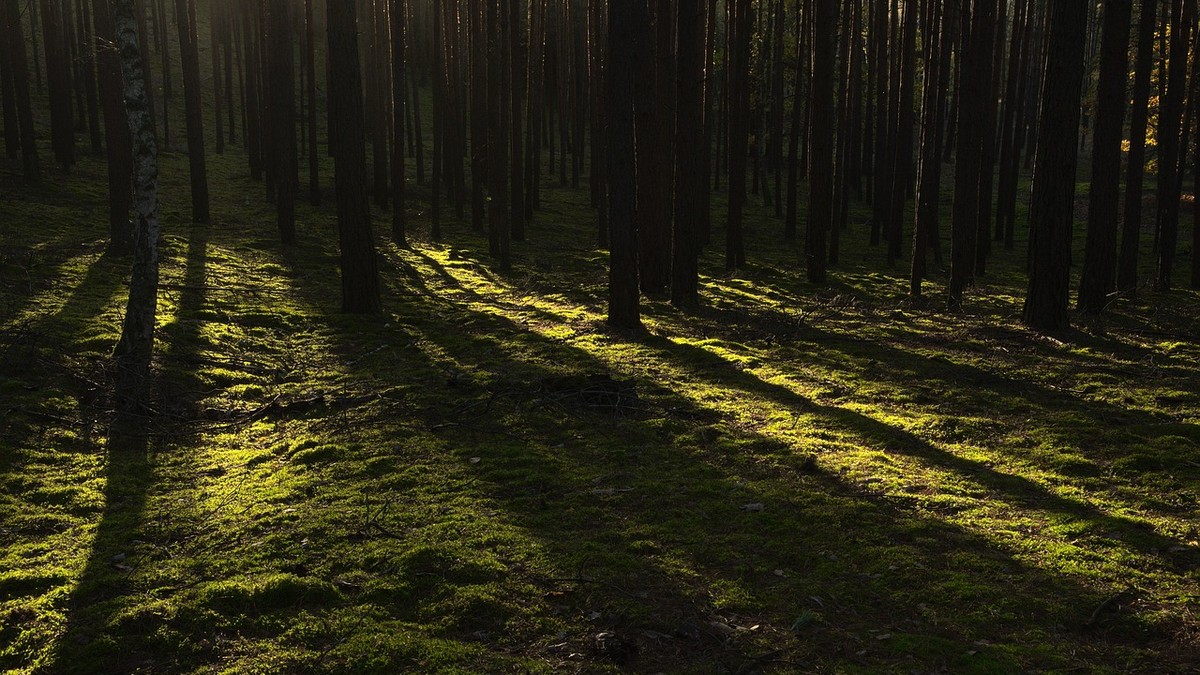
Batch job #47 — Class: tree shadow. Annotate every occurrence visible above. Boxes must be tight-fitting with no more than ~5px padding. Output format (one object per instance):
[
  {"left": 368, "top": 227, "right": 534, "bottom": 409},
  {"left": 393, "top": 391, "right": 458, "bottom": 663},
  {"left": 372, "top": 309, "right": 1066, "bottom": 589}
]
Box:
[
  {"left": 50, "top": 224, "right": 211, "bottom": 673},
  {"left": 634, "top": 331, "right": 1189, "bottom": 557},
  {"left": 335, "top": 253, "right": 1183, "bottom": 670}
]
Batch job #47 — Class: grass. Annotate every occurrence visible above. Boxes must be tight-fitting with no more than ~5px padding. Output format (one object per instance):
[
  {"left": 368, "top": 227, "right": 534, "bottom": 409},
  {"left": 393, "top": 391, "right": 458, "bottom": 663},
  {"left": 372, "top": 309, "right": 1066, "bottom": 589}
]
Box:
[{"left": 3, "top": 50, "right": 1200, "bottom": 675}]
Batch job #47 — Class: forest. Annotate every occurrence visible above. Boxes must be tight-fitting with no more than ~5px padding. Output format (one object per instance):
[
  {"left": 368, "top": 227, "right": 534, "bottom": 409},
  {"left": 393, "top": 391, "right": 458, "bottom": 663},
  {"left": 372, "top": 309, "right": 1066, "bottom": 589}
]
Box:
[{"left": 1, "top": 0, "right": 1199, "bottom": 671}]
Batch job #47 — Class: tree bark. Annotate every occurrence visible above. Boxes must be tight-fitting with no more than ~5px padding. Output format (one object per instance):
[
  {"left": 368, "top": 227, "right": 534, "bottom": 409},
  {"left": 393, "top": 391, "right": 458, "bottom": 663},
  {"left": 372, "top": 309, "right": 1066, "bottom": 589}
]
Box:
[
  {"left": 1023, "top": 0, "right": 1087, "bottom": 332},
  {"left": 328, "top": 0, "right": 381, "bottom": 313},
  {"left": 912, "top": 0, "right": 946, "bottom": 297},
  {"left": 42, "top": 0, "right": 76, "bottom": 170},
  {"left": 305, "top": 0, "right": 319, "bottom": 204},
  {"left": 390, "top": 0, "right": 407, "bottom": 245},
  {"left": 607, "top": 0, "right": 641, "bottom": 328},
  {"left": 807, "top": 0, "right": 834, "bottom": 283},
  {"left": 1078, "top": 0, "right": 1131, "bottom": 312},
  {"left": 1, "top": 34, "right": 19, "bottom": 158},
  {"left": 725, "top": 0, "right": 751, "bottom": 271},
  {"left": 1155, "top": 0, "right": 1194, "bottom": 291},
  {"left": 1, "top": 0, "right": 40, "bottom": 181},
  {"left": 110, "top": 0, "right": 161, "bottom": 449},
  {"left": 93, "top": 0, "right": 133, "bottom": 251},
  {"left": 948, "top": 0, "right": 996, "bottom": 310},
  {"left": 172, "top": 0, "right": 208, "bottom": 223},
  {"left": 488, "top": 0, "right": 512, "bottom": 270},
  {"left": 672, "top": 0, "right": 705, "bottom": 309},
  {"left": 267, "top": 0, "right": 294, "bottom": 241}
]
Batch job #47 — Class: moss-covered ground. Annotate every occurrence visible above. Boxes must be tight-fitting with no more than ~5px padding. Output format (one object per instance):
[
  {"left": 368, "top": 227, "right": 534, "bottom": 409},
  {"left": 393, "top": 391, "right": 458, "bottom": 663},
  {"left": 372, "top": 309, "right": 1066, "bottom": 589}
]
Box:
[{"left": 3, "top": 85, "right": 1200, "bottom": 674}]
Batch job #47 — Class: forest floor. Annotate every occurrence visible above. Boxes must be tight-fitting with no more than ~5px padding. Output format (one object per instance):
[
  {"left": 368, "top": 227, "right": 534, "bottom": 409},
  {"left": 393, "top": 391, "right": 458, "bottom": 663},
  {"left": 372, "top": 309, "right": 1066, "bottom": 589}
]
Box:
[{"left": 3, "top": 141, "right": 1200, "bottom": 674}]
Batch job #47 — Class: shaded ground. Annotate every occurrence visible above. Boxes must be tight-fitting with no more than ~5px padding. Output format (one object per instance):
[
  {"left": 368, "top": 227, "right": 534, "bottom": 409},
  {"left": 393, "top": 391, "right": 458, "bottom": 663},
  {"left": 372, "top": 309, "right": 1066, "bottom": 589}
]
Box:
[{"left": 3, "top": 131, "right": 1200, "bottom": 673}]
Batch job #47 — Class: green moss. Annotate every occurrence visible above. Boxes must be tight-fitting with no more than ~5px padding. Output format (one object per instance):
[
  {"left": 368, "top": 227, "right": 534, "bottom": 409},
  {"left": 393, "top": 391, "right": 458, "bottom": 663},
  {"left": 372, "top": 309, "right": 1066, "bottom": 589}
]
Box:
[{"left": 2, "top": 75, "right": 1198, "bottom": 674}]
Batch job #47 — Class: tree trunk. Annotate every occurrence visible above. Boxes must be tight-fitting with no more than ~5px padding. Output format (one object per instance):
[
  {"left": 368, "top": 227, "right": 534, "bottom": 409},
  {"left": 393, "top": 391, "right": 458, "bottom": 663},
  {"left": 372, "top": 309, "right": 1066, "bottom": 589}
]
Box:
[
  {"left": 211, "top": 0, "right": 224, "bottom": 154},
  {"left": 470, "top": 0, "right": 487, "bottom": 232},
  {"left": 93, "top": 0, "right": 132, "bottom": 251},
  {"left": 171, "top": 0, "right": 207, "bottom": 222},
  {"left": 110, "top": 0, "right": 162, "bottom": 449},
  {"left": 42, "top": 0, "right": 76, "bottom": 170},
  {"left": 267, "top": 0, "right": 294, "bottom": 240},
  {"left": 328, "top": 0, "right": 381, "bottom": 313},
  {"left": 948, "top": 0, "right": 996, "bottom": 310},
  {"left": 995, "top": 0, "right": 1029, "bottom": 251},
  {"left": 1155, "top": 0, "right": 1193, "bottom": 290},
  {"left": 510, "top": 0, "right": 526, "bottom": 240},
  {"left": 390, "top": 0, "right": 407, "bottom": 245},
  {"left": 77, "top": 0, "right": 102, "bottom": 153},
  {"left": 589, "top": 0, "right": 608, "bottom": 247},
  {"left": 1, "top": 33, "right": 19, "bottom": 158},
  {"left": 634, "top": 0, "right": 667, "bottom": 290},
  {"left": 243, "top": 4, "right": 263, "bottom": 180},
  {"left": 973, "top": 0, "right": 1005, "bottom": 275},
  {"left": 2, "top": 0, "right": 40, "bottom": 181},
  {"left": 1078, "top": 0, "right": 1131, "bottom": 312},
  {"left": 725, "top": 0, "right": 751, "bottom": 271},
  {"left": 807, "top": 0, "right": 834, "bottom": 282},
  {"left": 912, "top": 0, "right": 946, "bottom": 297},
  {"left": 607, "top": 0, "right": 641, "bottom": 328},
  {"left": 305, "top": 0, "right": 319, "bottom": 204},
  {"left": 784, "top": 0, "right": 803, "bottom": 243},
  {"left": 1023, "top": 0, "right": 1087, "bottom": 331},
  {"left": 488, "top": 0, "right": 512, "bottom": 269},
  {"left": 886, "top": 0, "right": 916, "bottom": 267},
  {"left": 672, "top": 0, "right": 705, "bottom": 309}
]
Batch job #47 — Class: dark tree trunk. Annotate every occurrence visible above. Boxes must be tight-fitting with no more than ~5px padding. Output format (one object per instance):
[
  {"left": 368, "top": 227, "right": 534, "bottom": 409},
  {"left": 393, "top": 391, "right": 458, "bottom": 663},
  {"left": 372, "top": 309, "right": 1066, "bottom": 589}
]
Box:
[
  {"left": 607, "top": 0, "right": 641, "bottom": 329},
  {"left": 243, "top": 4, "right": 263, "bottom": 180},
  {"left": 725, "top": 0, "right": 751, "bottom": 271},
  {"left": 769, "top": 0, "right": 784, "bottom": 218},
  {"left": 41, "top": 0, "right": 75, "bottom": 170},
  {"left": 672, "top": 0, "right": 705, "bottom": 309},
  {"left": 807, "top": 0, "right": 834, "bottom": 283},
  {"left": 2, "top": 0, "right": 40, "bottom": 180},
  {"left": 1078, "top": 0, "right": 1132, "bottom": 312},
  {"left": 152, "top": 0, "right": 170, "bottom": 149},
  {"left": 973, "top": 0, "right": 1005, "bottom": 275},
  {"left": 430, "top": 0, "right": 443, "bottom": 236},
  {"left": 1, "top": 35, "right": 19, "bottom": 158},
  {"left": 488, "top": 0, "right": 512, "bottom": 270},
  {"left": 77, "top": 0, "right": 101, "bottom": 153},
  {"left": 93, "top": 0, "right": 132, "bottom": 251},
  {"left": 305, "top": 0, "right": 319, "bottom": 204},
  {"left": 470, "top": 0, "right": 487, "bottom": 232},
  {"left": 589, "top": 0, "right": 608, "bottom": 247},
  {"left": 831, "top": 0, "right": 853, "bottom": 265},
  {"left": 995, "top": 0, "right": 1029, "bottom": 251},
  {"left": 267, "top": 0, "right": 294, "bottom": 241},
  {"left": 390, "top": 0, "right": 407, "bottom": 245},
  {"left": 369, "top": 0, "right": 389, "bottom": 211},
  {"left": 510, "top": 0, "right": 526, "bottom": 240},
  {"left": 328, "top": 0, "right": 381, "bottom": 313},
  {"left": 886, "top": 0, "right": 916, "bottom": 267},
  {"left": 173, "top": 0, "right": 208, "bottom": 223},
  {"left": 211, "top": 0, "right": 224, "bottom": 154},
  {"left": 784, "top": 0, "right": 803, "bottom": 243},
  {"left": 634, "top": 0, "right": 667, "bottom": 290},
  {"left": 1023, "top": 0, "right": 1087, "bottom": 331},
  {"left": 29, "top": 0, "right": 43, "bottom": 92},
  {"left": 1155, "top": 0, "right": 1193, "bottom": 290},
  {"left": 912, "top": 0, "right": 946, "bottom": 297},
  {"left": 948, "top": 0, "right": 996, "bottom": 310},
  {"left": 526, "top": 0, "right": 545, "bottom": 221}
]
